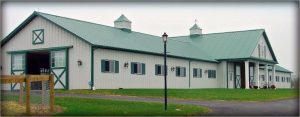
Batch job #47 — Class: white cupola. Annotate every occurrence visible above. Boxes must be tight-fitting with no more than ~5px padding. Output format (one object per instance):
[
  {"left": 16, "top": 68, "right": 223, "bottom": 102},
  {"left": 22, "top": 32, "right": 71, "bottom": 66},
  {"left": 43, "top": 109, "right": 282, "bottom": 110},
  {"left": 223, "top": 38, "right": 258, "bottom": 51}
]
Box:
[
  {"left": 189, "top": 22, "right": 202, "bottom": 36},
  {"left": 114, "top": 14, "right": 132, "bottom": 31}
]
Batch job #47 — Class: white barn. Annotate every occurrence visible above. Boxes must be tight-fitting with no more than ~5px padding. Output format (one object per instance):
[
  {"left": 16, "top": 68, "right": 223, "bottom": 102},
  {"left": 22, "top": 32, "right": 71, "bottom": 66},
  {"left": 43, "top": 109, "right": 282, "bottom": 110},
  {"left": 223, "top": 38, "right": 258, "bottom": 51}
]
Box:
[{"left": 1, "top": 11, "right": 292, "bottom": 90}]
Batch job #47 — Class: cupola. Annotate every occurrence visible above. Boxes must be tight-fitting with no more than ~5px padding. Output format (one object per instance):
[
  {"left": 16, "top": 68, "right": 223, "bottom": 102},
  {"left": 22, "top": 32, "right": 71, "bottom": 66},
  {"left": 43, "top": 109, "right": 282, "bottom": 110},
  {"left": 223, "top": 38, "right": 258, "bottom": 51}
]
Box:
[
  {"left": 189, "top": 22, "right": 202, "bottom": 36},
  {"left": 114, "top": 14, "right": 132, "bottom": 31}
]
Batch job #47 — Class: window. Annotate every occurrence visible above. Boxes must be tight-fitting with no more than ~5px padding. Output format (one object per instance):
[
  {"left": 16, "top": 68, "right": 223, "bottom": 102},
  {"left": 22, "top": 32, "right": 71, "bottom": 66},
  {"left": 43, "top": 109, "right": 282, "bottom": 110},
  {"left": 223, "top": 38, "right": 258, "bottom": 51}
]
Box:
[
  {"left": 269, "top": 76, "right": 272, "bottom": 81},
  {"left": 175, "top": 66, "right": 186, "bottom": 77},
  {"left": 264, "top": 46, "right": 267, "bottom": 59},
  {"left": 101, "top": 60, "right": 119, "bottom": 73},
  {"left": 276, "top": 76, "right": 280, "bottom": 82},
  {"left": 193, "top": 68, "right": 202, "bottom": 78},
  {"left": 208, "top": 70, "right": 216, "bottom": 78},
  {"left": 155, "top": 64, "right": 167, "bottom": 76},
  {"left": 51, "top": 51, "right": 65, "bottom": 68},
  {"left": 131, "top": 62, "right": 145, "bottom": 75},
  {"left": 258, "top": 43, "right": 266, "bottom": 58},
  {"left": 281, "top": 77, "right": 284, "bottom": 82},
  {"left": 12, "top": 54, "right": 25, "bottom": 70},
  {"left": 32, "top": 29, "right": 44, "bottom": 44},
  {"left": 258, "top": 44, "right": 261, "bottom": 58},
  {"left": 286, "top": 77, "right": 290, "bottom": 82}
]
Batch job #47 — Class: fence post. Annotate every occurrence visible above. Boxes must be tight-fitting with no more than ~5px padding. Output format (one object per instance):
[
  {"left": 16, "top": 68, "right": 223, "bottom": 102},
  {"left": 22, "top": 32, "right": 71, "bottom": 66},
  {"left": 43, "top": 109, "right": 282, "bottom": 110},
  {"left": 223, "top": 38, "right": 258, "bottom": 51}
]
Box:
[
  {"left": 19, "top": 81, "right": 23, "bottom": 104},
  {"left": 26, "top": 75, "right": 31, "bottom": 115},
  {"left": 49, "top": 74, "right": 54, "bottom": 112}
]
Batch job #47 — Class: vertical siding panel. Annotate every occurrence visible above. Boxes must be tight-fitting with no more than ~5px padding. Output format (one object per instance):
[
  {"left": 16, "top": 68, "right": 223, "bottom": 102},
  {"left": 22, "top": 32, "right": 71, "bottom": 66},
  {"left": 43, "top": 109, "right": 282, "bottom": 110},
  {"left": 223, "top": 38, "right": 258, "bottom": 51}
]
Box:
[{"left": 1, "top": 16, "right": 91, "bottom": 89}]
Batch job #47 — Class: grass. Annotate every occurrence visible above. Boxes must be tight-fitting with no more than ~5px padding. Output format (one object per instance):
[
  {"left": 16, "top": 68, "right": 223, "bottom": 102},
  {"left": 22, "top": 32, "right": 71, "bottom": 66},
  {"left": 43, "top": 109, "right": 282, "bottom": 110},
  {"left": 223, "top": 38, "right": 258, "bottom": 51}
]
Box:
[
  {"left": 1, "top": 95, "right": 209, "bottom": 116},
  {"left": 56, "top": 88, "right": 299, "bottom": 101}
]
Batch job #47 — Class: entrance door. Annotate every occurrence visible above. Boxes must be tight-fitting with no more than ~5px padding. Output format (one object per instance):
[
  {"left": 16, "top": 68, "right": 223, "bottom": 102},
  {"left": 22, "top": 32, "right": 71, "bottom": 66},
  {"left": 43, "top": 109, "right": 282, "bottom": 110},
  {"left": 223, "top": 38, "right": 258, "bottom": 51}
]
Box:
[
  {"left": 235, "top": 65, "right": 241, "bottom": 88},
  {"left": 27, "top": 51, "right": 50, "bottom": 90},
  {"left": 50, "top": 49, "right": 68, "bottom": 89},
  {"left": 11, "top": 53, "right": 26, "bottom": 90}
]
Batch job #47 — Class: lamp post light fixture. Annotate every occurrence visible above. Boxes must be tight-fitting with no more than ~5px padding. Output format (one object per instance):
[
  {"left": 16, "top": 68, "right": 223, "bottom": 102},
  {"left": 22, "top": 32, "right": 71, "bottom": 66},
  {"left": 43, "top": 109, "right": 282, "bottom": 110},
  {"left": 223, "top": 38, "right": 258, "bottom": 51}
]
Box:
[{"left": 162, "top": 32, "right": 168, "bottom": 111}]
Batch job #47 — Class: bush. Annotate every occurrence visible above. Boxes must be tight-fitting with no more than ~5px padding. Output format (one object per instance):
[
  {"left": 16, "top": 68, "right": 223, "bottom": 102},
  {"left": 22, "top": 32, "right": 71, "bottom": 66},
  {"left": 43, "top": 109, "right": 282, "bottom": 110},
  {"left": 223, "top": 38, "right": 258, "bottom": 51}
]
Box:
[
  {"left": 270, "top": 85, "right": 276, "bottom": 89},
  {"left": 263, "top": 85, "right": 267, "bottom": 89},
  {"left": 254, "top": 86, "right": 258, "bottom": 89}
]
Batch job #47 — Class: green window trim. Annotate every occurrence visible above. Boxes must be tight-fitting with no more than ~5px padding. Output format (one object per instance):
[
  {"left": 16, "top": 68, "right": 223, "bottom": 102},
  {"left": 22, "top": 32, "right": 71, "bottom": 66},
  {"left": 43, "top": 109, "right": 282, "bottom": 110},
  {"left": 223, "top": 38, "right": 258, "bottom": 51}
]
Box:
[
  {"left": 32, "top": 29, "right": 44, "bottom": 44},
  {"left": 193, "top": 68, "right": 202, "bottom": 78},
  {"left": 131, "top": 62, "right": 145, "bottom": 75},
  {"left": 175, "top": 66, "right": 186, "bottom": 77},
  {"left": 101, "top": 59, "right": 119, "bottom": 73}
]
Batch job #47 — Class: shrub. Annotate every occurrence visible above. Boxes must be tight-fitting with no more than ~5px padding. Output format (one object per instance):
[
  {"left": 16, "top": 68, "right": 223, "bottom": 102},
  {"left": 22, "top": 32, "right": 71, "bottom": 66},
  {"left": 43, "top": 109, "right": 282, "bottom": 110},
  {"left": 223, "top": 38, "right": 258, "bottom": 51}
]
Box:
[
  {"left": 254, "top": 86, "right": 258, "bottom": 89},
  {"left": 270, "top": 85, "right": 276, "bottom": 89}
]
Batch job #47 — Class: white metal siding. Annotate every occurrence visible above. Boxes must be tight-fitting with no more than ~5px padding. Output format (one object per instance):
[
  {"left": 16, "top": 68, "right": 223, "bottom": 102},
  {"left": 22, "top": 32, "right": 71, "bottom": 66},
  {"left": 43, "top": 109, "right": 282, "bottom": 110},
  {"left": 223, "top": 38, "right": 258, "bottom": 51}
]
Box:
[
  {"left": 190, "top": 60, "right": 219, "bottom": 88},
  {"left": 93, "top": 48, "right": 219, "bottom": 89},
  {"left": 251, "top": 36, "right": 274, "bottom": 60},
  {"left": 1, "top": 16, "right": 91, "bottom": 90}
]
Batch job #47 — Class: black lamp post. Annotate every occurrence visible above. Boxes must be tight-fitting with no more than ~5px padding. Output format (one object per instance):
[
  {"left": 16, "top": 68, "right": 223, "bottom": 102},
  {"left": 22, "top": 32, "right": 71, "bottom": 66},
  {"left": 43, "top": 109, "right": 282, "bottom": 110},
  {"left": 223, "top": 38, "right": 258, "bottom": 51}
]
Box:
[{"left": 162, "top": 32, "right": 168, "bottom": 111}]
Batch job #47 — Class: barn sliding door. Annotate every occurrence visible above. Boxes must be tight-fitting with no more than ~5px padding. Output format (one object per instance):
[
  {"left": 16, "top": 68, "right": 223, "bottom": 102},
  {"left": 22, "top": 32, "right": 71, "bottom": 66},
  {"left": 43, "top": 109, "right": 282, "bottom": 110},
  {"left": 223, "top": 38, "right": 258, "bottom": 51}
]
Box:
[
  {"left": 50, "top": 49, "right": 68, "bottom": 89},
  {"left": 235, "top": 65, "right": 241, "bottom": 88},
  {"left": 11, "top": 53, "right": 26, "bottom": 90}
]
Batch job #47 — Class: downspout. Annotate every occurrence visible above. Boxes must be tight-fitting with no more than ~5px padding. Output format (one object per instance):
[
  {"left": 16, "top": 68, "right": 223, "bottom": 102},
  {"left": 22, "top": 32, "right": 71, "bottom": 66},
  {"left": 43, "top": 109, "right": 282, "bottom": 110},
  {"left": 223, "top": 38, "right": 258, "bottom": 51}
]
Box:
[
  {"left": 91, "top": 46, "right": 95, "bottom": 90},
  {"left": 189, "top": 60, "right": 191, "bottom": 88},
  {"left": 226, "top": 61, "right": 228, "bottom": 88}
]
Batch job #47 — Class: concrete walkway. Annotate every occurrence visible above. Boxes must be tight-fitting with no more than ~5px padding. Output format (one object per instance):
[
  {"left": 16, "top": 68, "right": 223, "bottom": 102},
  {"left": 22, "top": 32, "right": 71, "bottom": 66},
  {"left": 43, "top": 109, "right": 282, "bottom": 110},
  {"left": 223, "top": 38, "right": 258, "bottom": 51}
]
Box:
[{"left": 56, "top": 93, "right": 299, "bottom": 116}]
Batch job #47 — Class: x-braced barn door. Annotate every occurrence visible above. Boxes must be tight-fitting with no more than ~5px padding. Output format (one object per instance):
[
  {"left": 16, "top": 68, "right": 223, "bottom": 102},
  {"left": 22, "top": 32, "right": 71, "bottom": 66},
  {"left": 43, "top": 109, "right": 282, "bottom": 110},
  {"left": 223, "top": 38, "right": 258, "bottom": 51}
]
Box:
[
  {"left": 11, "top": 53, "right": 26, "bottom": 90},
  {"left": 235, "top": 65, "right": 241, "bottom": 88},
  {"left": 50, "top": 49, "right": 68, "bottom": 89}
]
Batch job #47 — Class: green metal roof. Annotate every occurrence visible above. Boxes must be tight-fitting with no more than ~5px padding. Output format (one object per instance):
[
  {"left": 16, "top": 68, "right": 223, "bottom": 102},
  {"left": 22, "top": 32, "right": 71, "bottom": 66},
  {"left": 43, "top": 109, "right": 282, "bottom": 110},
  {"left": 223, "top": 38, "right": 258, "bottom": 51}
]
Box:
[
  {"left": 170, "top": 29, "right": 278, "bottom": 63},
  {"left": 1, "top": 11, "right": 280, "bottom": 64},
  {"left": 114, "top": 14, "right": 131, "bottom": 22},
  {"left": 275, "top": 65, "right": 293, "bottom": 73},
  {"left": 1, "top": 11, "right": 216, "bottom": 62},
  {"left": 190, "top": 24, "right": 201, "bottom": 30}
]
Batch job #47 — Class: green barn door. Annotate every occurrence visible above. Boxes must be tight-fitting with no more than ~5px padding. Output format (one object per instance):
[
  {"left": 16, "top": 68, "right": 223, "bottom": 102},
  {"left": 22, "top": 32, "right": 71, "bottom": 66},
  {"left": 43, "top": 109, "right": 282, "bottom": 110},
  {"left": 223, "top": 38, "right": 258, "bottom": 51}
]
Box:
[
  {"left": 11, "top": 53, "right": 26, "bottom": 90},
  {"left": 235, "top": 65, "right": 241, "bottom": 89},
  {"left": 50, "top": 49, "right": 68, "bottom": 89}
]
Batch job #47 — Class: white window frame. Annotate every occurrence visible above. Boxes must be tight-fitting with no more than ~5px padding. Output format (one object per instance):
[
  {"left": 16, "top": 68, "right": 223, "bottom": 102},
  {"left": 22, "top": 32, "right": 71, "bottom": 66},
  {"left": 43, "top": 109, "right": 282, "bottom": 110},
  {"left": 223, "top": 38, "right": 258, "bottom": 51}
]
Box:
[
  {"left": 132, "top": 62, "right": 143, "bottom": 75},
  {"left": 12, "top": 54, "right": 25, "bottom": 70},
  {"left": 103, "top": 60, "right": 116, "bottom": 73},
  {"left": 156, "top": 64, "right": 165, "bottom": 76},
  {"left": 176, "top": 66, "right": 185, "bottom": 77},
  {"left": 193, "top": 68, "right": 202, "bottom": 78},
  {"left": 208, "top": 70, "right": 216, "bottom": 78},
  {"left": 51, "top": 50, "right": 65, "bottom": 68}
]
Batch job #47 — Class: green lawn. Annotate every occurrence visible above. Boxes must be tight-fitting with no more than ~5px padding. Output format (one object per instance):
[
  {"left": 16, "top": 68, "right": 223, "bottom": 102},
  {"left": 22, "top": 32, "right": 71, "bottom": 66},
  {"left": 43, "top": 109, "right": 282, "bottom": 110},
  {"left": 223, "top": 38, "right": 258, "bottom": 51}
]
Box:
[
  {"left": 56, "top": 88, "right": 299, "bottom": 101},
  {"left": 1, "top": 95, "right": 209, "bottom": 116}
]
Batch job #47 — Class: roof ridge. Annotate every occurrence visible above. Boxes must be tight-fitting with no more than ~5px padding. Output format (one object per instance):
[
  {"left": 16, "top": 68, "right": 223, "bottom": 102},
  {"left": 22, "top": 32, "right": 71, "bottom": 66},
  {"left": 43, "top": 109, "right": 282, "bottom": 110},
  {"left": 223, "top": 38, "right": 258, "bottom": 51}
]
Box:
[
  {"left": 170, "top": 28, "right": 265, "bottom": 38},
  {"left": 35, "top": 11, "right": 161, "bottom": 38}
]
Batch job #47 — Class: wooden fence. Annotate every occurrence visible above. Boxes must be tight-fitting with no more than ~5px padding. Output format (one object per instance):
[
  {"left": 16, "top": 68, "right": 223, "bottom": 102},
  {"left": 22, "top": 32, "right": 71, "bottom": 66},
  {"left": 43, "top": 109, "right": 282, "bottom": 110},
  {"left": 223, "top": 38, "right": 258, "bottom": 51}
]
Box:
[{"left": 1, "top": 75, "right": 54, "bottom": 115}]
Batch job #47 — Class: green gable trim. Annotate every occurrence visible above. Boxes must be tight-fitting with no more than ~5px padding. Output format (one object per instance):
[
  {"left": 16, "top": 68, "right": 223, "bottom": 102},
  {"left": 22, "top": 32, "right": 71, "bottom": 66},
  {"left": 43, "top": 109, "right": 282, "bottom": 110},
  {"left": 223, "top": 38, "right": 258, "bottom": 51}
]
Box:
[
  {"left": 7, "top": 45, "right": 73, "bottom": 54},
  {"left": 1, "top": 13, "right": 37, "bottom": 46},
  {"left": 32, "top": 29, "right": 44, "bottom": 45},
  {"left": 261, "top": 32, "right": 278, "bottom": 63},
  {"left": 218, "top": 57, "right": 277, "bottom": 64}
]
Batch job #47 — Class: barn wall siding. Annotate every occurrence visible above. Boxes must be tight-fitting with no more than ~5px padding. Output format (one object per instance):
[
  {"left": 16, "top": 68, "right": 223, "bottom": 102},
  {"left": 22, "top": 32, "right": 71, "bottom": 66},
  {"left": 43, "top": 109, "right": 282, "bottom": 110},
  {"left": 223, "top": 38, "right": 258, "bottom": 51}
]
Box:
[
  {"left": 1, "top": 16, "right": 91, "bottom": 90},
  {"left": 93, "top": 48, "right": 219, "bottom": 89},
  {"left": 189, "top": 60, "right": 219, "bottom": 88},
  {"left": 258, "top": 69, "right": 291, "bottom": 88},
  {"left": 251, "top": 36, "right": 274, "bottom": 60}
]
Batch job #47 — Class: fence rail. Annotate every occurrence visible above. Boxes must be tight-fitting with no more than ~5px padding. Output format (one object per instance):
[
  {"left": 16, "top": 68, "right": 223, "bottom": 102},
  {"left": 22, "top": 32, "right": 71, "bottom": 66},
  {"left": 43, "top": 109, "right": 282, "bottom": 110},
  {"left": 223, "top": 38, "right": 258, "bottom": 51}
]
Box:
[{"left": 1, "top": 75, "right": 54, "bottom": 115}]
